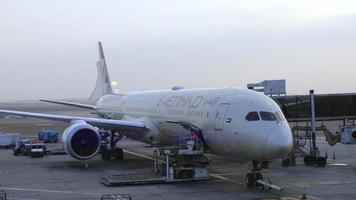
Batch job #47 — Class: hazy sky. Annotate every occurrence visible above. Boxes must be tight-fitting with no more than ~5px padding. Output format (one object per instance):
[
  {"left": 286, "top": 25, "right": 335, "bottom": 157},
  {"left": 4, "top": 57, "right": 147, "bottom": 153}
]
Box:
[{"left": 1, "top": 0, "right": 356, "bottom": 101}]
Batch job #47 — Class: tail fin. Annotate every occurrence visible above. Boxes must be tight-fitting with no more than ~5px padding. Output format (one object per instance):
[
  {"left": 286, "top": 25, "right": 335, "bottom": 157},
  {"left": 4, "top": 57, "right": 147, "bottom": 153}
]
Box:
[{"left": 89, "top": 41, "right": 114, "bottom": 101}]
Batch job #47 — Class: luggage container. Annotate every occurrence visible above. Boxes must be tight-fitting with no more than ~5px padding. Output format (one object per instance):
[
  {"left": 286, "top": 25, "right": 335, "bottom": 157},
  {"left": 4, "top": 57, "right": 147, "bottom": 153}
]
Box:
[
  {"left": 38, "top": 130, "right": 59, "bottom": 143},
  {"left": 0, "top": 133, "right": 20, "bottom": 148}
]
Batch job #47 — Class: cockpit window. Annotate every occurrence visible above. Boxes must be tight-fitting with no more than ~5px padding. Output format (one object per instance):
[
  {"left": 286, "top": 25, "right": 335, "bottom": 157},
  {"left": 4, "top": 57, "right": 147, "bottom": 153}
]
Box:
[
  {"left": 245, "top": 112, "right": 260, "bottom": 121},
  {"left": 274, "top": 111, "right": 284, "bottom": 121},
  {"left": 259, "top": 111, "right": 277, "bottom": 121}
]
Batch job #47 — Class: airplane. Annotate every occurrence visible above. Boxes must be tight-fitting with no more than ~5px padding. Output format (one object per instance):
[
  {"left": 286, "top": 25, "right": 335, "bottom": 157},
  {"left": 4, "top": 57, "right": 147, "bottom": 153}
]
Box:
[{"left": 0, "top": 42, "right": 293, "bottom": 187}]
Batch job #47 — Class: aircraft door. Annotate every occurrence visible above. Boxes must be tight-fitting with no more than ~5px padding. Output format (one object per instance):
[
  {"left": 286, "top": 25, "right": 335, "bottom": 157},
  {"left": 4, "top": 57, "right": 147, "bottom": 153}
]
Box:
[{"left": 214, "top": 103, "right": 230, "bottom": 130}]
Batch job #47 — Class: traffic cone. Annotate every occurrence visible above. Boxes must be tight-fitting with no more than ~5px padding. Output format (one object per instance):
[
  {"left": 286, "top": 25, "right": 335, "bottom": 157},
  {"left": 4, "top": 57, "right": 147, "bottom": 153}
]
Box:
[{"left": 333, "top": 151, "right": 336, "bottom": 160}]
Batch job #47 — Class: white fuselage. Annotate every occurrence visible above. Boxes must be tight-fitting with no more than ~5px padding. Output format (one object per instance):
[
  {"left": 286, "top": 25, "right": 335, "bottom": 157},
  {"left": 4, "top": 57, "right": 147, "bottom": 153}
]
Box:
[{"left": 96, "top": 87, "right": 293, "bottom": 161}]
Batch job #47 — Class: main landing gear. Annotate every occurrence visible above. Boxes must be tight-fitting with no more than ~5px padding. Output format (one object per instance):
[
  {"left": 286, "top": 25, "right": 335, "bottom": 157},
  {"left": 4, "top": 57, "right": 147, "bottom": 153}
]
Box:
[
  {"left": 245, "top": 161, "right": 283, "bottom": 191},
  {"left": 100, "top": 130, "right": 124, "bottom": 161},
  {"left": 101, "top": 147, "right": 124, "bottom": 161}
]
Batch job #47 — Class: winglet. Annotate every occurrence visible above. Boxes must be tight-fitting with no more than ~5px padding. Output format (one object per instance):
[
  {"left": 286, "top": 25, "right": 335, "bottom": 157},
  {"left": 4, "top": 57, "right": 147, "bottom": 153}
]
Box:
[{"left": 89, "top": 41, "right": 114, "bottom": 101}]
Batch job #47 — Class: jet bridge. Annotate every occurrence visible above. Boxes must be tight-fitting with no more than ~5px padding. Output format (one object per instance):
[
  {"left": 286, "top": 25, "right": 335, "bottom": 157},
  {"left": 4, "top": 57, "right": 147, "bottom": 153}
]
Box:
[
  {"left": 272, "top": 90, "right": 356, "bottom": 167},
  {"left": 272, "top": 92, "right": 356, "bottom": 122}
]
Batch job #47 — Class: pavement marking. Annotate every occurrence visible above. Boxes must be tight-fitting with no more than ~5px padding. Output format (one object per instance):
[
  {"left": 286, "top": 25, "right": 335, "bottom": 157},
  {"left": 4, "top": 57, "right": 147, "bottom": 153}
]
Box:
[
  {"left": 257, "top": 198, "right": 295, "bottom": 200},
  {"left": 285, "top": 180, "right": 351, "bottom": 188},
  {"left": 211, "top": 173, "right": 241, "bottom": 176},
  {"left": 0, "top": 187, "right": 99, "bottom": 195},
  {"left": 8, "top": 197, "right": 39, "bottom": 200},
  {"left": 209, "top": 174, "right": 244, "bottom": 185},
  {"left": 33, "top": 123, "right": 54, "bottom": 126},
  {"left": 123, "top": 150, "right": 154, "bottom": 160},
  {"left": 328, "top": 163, "right": 349, "bottom": 166},
  {"left": 257, "top": 197, "right": 307, "bottom": 200}
]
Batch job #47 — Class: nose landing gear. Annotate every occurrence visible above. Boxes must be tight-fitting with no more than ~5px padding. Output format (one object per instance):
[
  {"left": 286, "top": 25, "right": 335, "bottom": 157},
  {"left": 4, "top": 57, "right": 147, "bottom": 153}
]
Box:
[
  {"left": 245, "top": 161, "right": 283, "bottom": 191},
  {"left": 245, "top": 171, "right": 263, "bottom": 187},
  {"left": 245, "top": 161, "right": 266, "bottom": 187}
]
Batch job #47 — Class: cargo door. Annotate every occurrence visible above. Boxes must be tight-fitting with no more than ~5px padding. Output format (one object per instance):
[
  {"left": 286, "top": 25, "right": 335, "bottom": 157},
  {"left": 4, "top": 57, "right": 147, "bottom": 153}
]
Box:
[{"left": 214, "top": 103, "right": 230, "bottom": 130}]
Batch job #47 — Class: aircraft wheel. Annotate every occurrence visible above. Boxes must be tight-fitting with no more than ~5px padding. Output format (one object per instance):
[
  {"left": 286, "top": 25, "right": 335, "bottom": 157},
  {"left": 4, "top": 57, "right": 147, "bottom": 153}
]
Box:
[
  {"left": 317, "top": 157, "right": 326, "bottom": 167},
  {"left": 245, "top": 173, "right": 256, "bottom": 187},
  {"left": 255, "top": 172, "right": 263, "bottom": 181},
  {"left": 292, "top": 157, "right": 296, "bottom": 165},
  {"left": 101, "top": 150, "right": 111, "bottom": 160},
  {"left": 114, "top": 148, "right": 124, "bottom": 160},
  {"left": 255, "top": 172, "right": 264, "bottom": 187},
  {"left": 304, "top": 156, "right": 311, "bottom": 166},
  {"left": 282, "top": 158, "right": 289, "bottom": 167}
]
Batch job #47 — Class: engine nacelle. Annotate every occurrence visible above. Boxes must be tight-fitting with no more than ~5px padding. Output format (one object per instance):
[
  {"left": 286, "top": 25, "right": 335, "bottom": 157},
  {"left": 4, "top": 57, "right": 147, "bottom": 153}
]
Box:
[{"left": 62, "top": 120, "right": 101, "bottom": 160}]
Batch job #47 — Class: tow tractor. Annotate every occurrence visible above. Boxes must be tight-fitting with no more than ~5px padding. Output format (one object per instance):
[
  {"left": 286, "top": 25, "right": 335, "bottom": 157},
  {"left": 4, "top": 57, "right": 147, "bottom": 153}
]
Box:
[
  {"left": 13, "top": 139, "right": 46, "bottom": 158},
  {"left": 29, "top": 143, "right": 46, "bottom": 158}
]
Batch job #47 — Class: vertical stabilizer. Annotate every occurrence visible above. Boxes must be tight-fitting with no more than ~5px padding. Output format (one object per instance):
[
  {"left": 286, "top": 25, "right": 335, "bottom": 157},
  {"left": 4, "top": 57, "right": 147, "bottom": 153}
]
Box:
[{"left": 89, "top": 42, "right": 113, "bottom": 101}]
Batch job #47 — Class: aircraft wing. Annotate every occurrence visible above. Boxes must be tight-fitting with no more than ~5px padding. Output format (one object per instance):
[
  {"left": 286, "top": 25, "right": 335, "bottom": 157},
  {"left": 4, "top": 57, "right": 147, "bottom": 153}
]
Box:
[{"left": 0, "top": 109, "right": 148, "bottom": 133}]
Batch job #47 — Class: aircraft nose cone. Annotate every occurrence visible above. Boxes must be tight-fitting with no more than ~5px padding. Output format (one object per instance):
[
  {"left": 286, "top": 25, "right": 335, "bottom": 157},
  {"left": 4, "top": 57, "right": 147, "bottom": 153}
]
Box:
[{"left": 265, "top": 125, "right": 293, "bottom": 160}]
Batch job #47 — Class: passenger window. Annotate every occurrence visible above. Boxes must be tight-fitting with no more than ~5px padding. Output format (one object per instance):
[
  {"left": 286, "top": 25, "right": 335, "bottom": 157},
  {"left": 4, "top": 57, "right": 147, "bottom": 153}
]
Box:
[
  {"left": 245, "top": 112, "right": 260, "bottom": 121},
  {"left": 260, "top": 111, "right": 277, "bottom": 121}
]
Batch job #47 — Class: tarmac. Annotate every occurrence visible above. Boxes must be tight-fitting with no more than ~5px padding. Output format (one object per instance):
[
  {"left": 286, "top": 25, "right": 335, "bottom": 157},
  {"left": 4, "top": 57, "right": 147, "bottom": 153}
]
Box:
[{"left": 0, "top": 101, "right": 356, "bottom": 199}]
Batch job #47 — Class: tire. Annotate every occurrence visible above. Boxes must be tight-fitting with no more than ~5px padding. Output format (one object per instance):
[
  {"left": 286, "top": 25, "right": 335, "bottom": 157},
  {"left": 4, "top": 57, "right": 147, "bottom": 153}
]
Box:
[
  {"left": 282, "top": 159, "right": 288, "bottom": 167},
  {"left": 317, "top": 157, "right": 326, "bottom": 167},
  {"left": 101, "top": 150, "right": 111, "bottom": 160},
  {"left": 255, "top": 172, "right": 263, "bottom": 181},
  {"left": 255, "top": 172, "right": 264, "bottom": 187},
  {"left": 13, "top": 149, "right": 21, "bottom": 156},
  {"left": 245, "top": 173, "right": 255, "bottom": 187},
  {"left": 304, "top": 156, "right": 311, "bottom": 166},
  {"left": 292, "top": 157, "right": 296, "bottom": 165},
  {"left": 114, "top": 148, "right": 124, "bottom": 160}
]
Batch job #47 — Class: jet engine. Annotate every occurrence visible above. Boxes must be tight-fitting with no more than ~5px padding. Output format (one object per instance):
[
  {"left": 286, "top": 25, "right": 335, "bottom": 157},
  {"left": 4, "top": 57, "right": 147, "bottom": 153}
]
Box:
[{"left": 62, "top": 120, "right": 101, "bottom": 160}]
